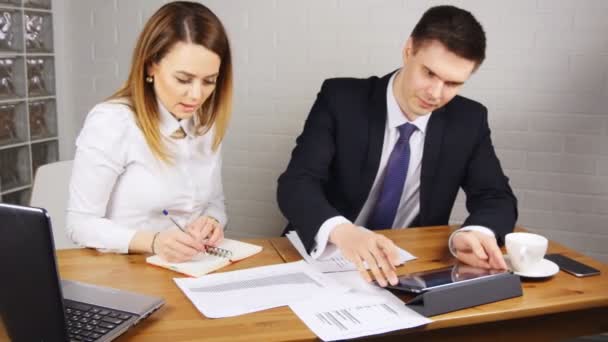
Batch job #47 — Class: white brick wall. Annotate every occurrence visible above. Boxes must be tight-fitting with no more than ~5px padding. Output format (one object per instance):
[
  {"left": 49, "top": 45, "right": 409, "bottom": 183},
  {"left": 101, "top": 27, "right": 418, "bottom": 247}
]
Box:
[{"left": 55, "top": 0, "right": 608, "bottom": 262}]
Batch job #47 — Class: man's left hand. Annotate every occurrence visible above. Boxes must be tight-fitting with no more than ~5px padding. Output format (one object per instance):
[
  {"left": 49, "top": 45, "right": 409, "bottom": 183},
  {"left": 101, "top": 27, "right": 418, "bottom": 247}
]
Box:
[{"left": 452, "top": 230, "right": 507, "bottom": 269}]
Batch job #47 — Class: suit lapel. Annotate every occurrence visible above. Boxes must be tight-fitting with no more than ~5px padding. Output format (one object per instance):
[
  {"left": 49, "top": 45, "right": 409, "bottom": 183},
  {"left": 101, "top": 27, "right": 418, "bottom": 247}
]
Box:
[
  {"left": 355, "top": 73, "right": 393, "bottom": 212},
  {"left": 419, "top": 106, "right": 447, "bottom": 223}
]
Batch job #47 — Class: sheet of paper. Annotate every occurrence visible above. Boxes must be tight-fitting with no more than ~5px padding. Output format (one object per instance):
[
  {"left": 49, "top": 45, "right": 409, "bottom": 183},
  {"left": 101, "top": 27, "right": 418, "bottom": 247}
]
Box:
[
  {"left": 289, "top": 271, "right": 432, "bottom": 341},
  {"left": 174, "top": 261, "right": 349, "bottom": 318},
  {"left": 286, "top": 231, "right": 416, "bottom": 273}
]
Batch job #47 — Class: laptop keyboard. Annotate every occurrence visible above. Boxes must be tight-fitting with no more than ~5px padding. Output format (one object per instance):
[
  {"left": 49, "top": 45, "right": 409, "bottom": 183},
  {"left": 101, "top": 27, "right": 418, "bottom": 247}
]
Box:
[{"left": 64, "top": 299, "right": 135, "bottom": 341}]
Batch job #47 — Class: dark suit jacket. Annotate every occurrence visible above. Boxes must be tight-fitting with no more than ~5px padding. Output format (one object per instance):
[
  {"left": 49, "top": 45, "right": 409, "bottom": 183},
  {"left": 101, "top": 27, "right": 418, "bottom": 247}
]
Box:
[{"left": 277, "top": 71, "right": 518, "bottom": 253}]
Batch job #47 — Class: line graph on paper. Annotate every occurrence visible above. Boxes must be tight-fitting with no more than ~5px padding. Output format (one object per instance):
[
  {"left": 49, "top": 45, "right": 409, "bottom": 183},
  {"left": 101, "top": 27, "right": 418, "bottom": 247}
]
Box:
[{"left": 189, "top": 272, "right": 323, "bottom": 293}]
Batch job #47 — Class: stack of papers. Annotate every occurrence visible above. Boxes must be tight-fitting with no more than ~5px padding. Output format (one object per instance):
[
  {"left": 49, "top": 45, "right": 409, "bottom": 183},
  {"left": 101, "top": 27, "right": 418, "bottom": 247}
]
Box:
[
  {"left": 286, "top": 230, "right": 416, "bottom": 273},
  {"left": 173, "top": 234, "right": 429, "bottom": 341}
]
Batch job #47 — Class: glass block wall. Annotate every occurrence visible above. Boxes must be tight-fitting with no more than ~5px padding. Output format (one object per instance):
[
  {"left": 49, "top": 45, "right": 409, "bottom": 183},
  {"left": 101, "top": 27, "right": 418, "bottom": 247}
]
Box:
[{"left": 0, "top": 0, "right": 56, "bottom": 205}]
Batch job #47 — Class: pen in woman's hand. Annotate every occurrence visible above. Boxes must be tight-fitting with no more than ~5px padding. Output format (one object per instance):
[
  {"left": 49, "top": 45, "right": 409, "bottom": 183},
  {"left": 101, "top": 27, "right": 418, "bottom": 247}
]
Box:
[
  {"left": 162, "top": 210, "right": 207, "bottom": 250},
  {"left": 162, "top": 209, "right": 186, "bottom": 232}
]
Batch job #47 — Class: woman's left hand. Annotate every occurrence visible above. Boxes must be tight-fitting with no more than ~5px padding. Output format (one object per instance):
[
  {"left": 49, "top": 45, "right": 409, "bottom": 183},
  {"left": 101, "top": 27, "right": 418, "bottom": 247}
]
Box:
[{"left": 187, "top": 216, "right": 224, "bottom": 247}]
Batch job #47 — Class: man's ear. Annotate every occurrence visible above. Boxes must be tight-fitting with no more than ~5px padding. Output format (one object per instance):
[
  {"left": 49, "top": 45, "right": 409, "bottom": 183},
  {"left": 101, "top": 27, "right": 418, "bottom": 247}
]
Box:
[{"left": 402, "top": 38, "right": 414, "bottom": 65}]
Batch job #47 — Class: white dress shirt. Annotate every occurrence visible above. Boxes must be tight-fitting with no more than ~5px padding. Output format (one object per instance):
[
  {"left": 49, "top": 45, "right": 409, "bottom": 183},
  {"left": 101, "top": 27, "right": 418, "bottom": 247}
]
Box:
[
  {"left": 312, "top": 72, "right": 493, "bottom": 258},
  {"left": 66, "top": 99, "right": 227, "bottom": 254}
]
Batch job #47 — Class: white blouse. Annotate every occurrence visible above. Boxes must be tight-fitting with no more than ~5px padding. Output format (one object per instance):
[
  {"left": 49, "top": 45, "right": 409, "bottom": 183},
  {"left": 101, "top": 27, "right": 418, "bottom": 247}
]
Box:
[{"left": 66, "top": 100, "right": 227, "bottom": 253}]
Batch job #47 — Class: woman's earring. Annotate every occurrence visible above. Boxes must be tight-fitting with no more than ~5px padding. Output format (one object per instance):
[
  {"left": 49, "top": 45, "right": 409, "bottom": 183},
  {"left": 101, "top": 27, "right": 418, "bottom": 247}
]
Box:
[{"left": 145, "top": 76, "right": 154, "bottom": 83}]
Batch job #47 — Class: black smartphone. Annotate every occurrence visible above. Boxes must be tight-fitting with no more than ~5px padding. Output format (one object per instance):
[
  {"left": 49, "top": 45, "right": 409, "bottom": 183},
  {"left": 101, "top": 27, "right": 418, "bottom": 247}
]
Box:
[
  {"left": 376, "top": 264, "right": 509, "bottom": 293},
  {"left": 545, "top": 253, "right": 600, "bottom": 277}
]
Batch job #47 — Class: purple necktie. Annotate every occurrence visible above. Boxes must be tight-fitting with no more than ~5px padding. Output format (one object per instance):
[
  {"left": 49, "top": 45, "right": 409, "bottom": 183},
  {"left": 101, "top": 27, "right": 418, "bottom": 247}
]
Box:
[{"left": 367, "top": 122, "right": 417, "bottom": 229}]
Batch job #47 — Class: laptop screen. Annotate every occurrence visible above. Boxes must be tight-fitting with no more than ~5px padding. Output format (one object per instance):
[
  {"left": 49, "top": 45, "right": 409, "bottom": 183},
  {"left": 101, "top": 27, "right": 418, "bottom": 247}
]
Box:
[{"left": 0, "top": 203, "right": 68, "bottom": 341}]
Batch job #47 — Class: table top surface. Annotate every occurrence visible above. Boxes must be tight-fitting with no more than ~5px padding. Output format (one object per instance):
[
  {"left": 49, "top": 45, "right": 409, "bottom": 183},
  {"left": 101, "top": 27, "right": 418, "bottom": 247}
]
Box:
[
  {"left": 54, "top": 227, "right": 608, "bottom": 341},
  {"left": 271, "top": 227, "right": 608, "bottom": 330}
]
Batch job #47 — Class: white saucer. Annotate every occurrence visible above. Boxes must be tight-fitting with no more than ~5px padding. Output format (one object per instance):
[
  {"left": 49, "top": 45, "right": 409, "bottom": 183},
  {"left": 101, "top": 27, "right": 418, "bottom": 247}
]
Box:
[{"left": 503, "top": 255, "right": 559, "bottom": 278}]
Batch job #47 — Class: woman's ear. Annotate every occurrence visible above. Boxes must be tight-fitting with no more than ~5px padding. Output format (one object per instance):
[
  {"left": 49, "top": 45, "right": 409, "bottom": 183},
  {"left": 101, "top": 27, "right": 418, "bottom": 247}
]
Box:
[{"left": 146, "top": 62, "right": 157, "bottom": 78}]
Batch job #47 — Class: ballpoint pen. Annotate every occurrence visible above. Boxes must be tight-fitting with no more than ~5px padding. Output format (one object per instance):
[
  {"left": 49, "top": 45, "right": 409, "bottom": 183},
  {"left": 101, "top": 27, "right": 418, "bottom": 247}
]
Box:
[
  {"left": 161, "top": 210, "right": 232, "bottom": 258},
  {"left": 162, "top": 209, "right": 187, "bottom": 233},
  {"left": 162, "top": 209, "right": 208, "bottom": 252}
]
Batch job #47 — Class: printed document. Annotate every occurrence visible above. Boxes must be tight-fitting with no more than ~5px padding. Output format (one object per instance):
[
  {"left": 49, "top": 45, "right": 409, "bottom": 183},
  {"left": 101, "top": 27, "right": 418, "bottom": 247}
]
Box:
[
  {"left": 289, "top": 271, "right": 432, "bottom": 341},
  {"left": 174, "top": 260, "right": 349, "bottom": 318},
  {"left": 286, "top": 230, "right": 416, "bottom": 273}
]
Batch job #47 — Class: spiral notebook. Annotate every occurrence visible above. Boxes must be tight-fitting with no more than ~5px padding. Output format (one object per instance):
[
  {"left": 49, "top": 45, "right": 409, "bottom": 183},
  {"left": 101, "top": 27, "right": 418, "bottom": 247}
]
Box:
[{"left": 146, "top": 238, "right": 263, "bottom": 277}]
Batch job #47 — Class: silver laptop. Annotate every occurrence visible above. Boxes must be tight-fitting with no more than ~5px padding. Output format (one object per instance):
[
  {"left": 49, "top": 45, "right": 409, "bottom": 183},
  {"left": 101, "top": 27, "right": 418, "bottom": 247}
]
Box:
[{"left": 0, "top": 203, "right": 165, "bottom": 341}]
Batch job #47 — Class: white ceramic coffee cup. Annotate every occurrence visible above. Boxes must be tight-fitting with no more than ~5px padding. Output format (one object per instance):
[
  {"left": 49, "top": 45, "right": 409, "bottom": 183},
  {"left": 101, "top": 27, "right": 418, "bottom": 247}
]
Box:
[{"left": 505, "top": 232, "right": 548, "bottom": 273}]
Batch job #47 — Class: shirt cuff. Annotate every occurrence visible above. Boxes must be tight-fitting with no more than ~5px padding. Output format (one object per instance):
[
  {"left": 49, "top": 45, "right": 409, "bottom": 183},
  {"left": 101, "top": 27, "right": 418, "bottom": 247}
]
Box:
[
  {"left": 66, "top": 212, "right": 138, "bottom": 254},
  {"left": 107, "top": 228, "right": 138, "bottom": 254},
  {"left": 448, "top": 225, "right": 495, "bottom": 257},
  {"left": 310, "top": 216, "right": 351, "bottom": 259}
]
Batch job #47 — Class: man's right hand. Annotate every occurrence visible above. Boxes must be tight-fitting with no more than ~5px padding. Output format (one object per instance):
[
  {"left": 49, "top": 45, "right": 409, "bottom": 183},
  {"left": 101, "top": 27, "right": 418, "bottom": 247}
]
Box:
[{"left": 329, "top": 223, "right": 401, "bottom": 287}]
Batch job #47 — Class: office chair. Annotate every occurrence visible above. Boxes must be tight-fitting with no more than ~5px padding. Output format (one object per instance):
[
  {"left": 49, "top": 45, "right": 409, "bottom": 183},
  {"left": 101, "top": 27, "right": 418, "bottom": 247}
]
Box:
[{"left": 30, "top": 159, "right": 78, "bottom": 249}]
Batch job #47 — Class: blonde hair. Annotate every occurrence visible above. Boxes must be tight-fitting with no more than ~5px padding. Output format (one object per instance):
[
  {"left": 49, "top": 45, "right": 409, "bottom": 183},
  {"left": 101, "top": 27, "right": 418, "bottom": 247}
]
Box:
[{"left": 110, "top": 1, "right": 233, "bottom": 162}]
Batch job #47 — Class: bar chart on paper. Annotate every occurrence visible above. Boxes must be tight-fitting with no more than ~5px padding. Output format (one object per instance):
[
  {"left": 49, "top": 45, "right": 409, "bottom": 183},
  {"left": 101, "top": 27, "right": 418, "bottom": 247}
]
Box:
[
  {"left": 289, "top": 292, "right": 431, "bottom": 341},
  {"left": 189, "top": 272, "right": 323, "bottom": 293},
  {"left": 174, "top": 261, "right": 349, "bottom": 318},
  {"left": 315, "top": 303, "right": 400, "bottom": 331}
]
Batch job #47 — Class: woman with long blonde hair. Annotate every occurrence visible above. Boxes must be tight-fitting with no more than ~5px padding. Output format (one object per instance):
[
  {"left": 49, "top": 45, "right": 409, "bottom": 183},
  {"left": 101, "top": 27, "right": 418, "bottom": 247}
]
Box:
[{"left": 67, "top": 1, "right": 232, "bottom": 262}]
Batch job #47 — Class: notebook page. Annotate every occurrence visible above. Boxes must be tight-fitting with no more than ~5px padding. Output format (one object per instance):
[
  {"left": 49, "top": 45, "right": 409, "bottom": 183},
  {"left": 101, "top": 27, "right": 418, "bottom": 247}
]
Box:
[
  {"left": 146, "top": 239, "right": 263, "bottom": 277},
  {"left": 147, "top": 253, "right": 228, "bottom": 277},
  {"left": 217, "top": 238, "right": 263, "bottom": 261}
]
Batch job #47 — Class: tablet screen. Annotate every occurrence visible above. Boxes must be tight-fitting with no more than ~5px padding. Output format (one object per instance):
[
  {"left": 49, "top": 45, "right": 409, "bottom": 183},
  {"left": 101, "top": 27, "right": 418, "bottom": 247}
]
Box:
[{"left": 389, "top": 264, "right": 508, "bottom": 293}]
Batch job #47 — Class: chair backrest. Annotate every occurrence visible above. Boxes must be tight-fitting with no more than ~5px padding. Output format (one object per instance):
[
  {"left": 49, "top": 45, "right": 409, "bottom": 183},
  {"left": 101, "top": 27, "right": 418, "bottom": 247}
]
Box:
[{"left": 30, "top": 160, "right": 77, "bottom": 249}]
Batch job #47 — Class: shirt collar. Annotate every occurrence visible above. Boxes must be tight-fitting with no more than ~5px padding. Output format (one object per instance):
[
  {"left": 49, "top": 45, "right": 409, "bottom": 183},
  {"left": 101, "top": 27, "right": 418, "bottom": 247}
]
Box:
[
  {"left": 386, "top": 70, "right": 432, "bottom": 134},
  {"left": 157, "top": 99, "right": 196, "bottom": 137}
]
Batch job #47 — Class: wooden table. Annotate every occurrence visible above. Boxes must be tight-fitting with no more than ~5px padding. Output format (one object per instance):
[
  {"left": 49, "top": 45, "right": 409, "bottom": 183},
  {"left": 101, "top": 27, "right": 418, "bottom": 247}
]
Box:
[
  {"left": 54, "top": 228, "right": 608, "bottom": 341},
  {"left": 271, "top": 226, "right": 608, "bottom": 341},
  {"left": 57, "top": 239, "right": 302, "bottom": 342}
]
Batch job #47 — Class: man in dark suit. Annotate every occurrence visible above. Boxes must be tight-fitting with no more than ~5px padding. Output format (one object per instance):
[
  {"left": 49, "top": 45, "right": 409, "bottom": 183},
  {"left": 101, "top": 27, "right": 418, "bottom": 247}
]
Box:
[{"left": 277, "top": 5, "right": 517, "bottom": 286}]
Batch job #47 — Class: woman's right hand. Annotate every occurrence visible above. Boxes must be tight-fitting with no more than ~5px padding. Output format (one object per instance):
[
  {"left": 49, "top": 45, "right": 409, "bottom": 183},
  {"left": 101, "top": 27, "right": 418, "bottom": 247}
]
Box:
[{"left": 152, "top": 228, "right": 206, "bottom": 263}]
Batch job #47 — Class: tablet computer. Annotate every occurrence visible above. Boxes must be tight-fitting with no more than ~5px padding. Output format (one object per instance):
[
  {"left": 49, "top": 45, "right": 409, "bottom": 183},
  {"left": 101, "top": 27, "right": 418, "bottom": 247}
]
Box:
[{"left": 381, "top": 264, "right": 510, "bottom": 293}]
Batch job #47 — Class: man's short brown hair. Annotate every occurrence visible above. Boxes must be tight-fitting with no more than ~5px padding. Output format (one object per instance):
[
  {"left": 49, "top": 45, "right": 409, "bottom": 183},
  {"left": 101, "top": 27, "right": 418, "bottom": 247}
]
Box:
[{"left": 411, "top": 5, "right": 486, "bottom": 68}]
